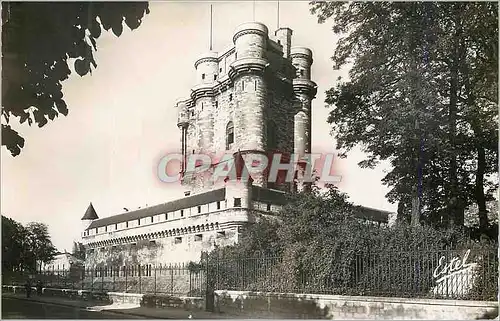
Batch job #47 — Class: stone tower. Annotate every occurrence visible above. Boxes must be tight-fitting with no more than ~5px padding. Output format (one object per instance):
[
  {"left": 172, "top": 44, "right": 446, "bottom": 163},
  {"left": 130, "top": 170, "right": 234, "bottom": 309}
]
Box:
[
  {"left": 176, "top": 22, "right": 317, "bottom": 194},
  {"left": 81, "top": 22, "right": 325, "bottom": 266}
]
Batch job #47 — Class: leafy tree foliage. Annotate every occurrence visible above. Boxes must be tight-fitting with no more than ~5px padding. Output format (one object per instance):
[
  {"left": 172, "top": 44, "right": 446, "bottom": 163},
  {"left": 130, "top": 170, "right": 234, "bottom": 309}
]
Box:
[
  {"left": 309, "top": 2, "right": 498, "bottom": 230},
  {"left": 2, "top": 216, "right": 57, "bottom": 274},
  {"left": 205, "top": 187, "right": 496, "bottom": 297},
  {"left": 2, "top": 2, "right": 150, "bottom": 156}
]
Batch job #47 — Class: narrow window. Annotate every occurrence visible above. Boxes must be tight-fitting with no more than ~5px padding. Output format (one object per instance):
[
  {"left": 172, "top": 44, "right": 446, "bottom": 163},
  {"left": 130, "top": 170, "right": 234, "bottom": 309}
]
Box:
[
  {"left": 254, "top": 80, "right": 257, "bottom": 90},
  {"left": 192, "top": 149, "right": 195, "bottom": 154},
  {"left": 191, "top": 110, "right": 194, "bottom": 117},
  {"left": 241, "top": 81, "right": 245, "bottom": 91},
  {"left": 202, "top": 73, "right": 205, "bottom": 80},
  {"left": 219, "top": 67, "right": 222, "bottom": 72},
  {"left": 180, "top": 209, "right": 184, "bottom": 217},
  {"left": 150, "top": 217, "right": 154, "bottom": 223},
  {"left": 217, "top": 201, "right": 221, "bottom": 210},
  {"left": 226, "top": 121, "right": 234, "bottom": 150},
  {"left": 195, "top": 234, "right": 202, "bottom": 242},
  {"left": 149, "top": 240, "right": 156, "bottom": 246},
  {"left": 175, "top": 237, "right": 182, "bottom": 244},
  {"left": 229, "top": 93, "right": 233, "bottom": 101},
  {"left": 115, "top": 224, "right": 118, "bottom": 230},
  {"left": 198, "top": 206, "right": 201, "bottom": 213},
  {"left": 300, "top": 69, "right": 304, "bottom": 77},
  {"left": 165, "top": 213, "right": 168, "bottom": 221},
  {"left": 214, "top": 74, "right": 217, "bottom": 80},
  {"left": 125, "top": 222, "right": 129, "bottom": 228},
  {"left": 104, "top": 226, "right": 107, "bottom": 232},
  {"left": 215, "top": 101, "right": 218, "bottom": 108},
  {"left": 201, "top": 102, "right": 204, "bottom": 111},
  {"left": 234, "top": 198, "right": 241, "bottom": 207},
  {"left": 267, "top": 204, "right": 271, "bottom": 211},
  {"left": 277, "top": 40, "right": 281, "bottom": 46},
  {"left": 137, "top": 219, "right": 141, "bottom": 226}
]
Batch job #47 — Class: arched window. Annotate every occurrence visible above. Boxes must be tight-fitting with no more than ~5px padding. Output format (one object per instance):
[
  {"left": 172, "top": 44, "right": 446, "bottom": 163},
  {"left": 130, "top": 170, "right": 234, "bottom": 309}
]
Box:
[
  {"left": 226, "top": 121, "right": 234, "bottom": 150},
  {"left": 267, "top": 121, "right": 277, "bottom": 150}
]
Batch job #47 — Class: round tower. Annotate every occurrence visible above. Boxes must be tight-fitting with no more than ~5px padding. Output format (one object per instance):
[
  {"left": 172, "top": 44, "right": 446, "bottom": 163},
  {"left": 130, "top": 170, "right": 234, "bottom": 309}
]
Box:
[
  {"left": 291, "top": 47, "right": 316, "bottom": 159},
  {"left": 194, "top": 51, "right": 219, "bottom": 85},
  {"left": 291, "top": 48, "right": 317, "bottom": 192},
  {"left": 228, "top": 22, "right": 270, "bottom": 187},
  {"left": 176, "top": 99, "right": 190, "bottom": 174}
]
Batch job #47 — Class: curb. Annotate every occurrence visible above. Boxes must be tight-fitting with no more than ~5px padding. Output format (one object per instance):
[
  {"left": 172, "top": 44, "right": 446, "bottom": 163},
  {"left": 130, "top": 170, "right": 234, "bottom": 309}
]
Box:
[{"left": 2, "top": 295, "right": 197, "bottom": 319}]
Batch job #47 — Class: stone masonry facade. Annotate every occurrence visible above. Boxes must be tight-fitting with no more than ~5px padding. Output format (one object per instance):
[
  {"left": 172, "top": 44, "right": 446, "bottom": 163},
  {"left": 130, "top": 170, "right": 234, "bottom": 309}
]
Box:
[{"left": 81, "top": 22, "right": 390, "bottom": 268}]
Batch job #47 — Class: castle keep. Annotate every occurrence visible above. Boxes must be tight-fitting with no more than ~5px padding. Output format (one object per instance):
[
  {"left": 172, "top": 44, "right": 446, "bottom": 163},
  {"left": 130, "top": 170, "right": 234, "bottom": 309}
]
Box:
[{"left": 81, "top": 22, "right": 389, "bottom": 268}]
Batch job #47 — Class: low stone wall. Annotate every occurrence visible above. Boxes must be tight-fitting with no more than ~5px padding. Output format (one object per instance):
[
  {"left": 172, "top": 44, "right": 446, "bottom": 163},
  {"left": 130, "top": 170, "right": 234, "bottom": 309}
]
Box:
[
  {"left": 140, "top": 293, "right": 204, "bottom": 311},
  {"left": 214, "top": 290, "right": 498, "bottom": 320},
  {"left": 2, "top": 285, "right": 110, "bottom": 303}
]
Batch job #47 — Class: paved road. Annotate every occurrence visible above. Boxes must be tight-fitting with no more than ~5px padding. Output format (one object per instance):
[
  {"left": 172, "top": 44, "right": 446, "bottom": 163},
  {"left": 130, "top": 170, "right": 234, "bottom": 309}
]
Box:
[{"left": 2, "top": 297, "right": 146, "bottom": 319}]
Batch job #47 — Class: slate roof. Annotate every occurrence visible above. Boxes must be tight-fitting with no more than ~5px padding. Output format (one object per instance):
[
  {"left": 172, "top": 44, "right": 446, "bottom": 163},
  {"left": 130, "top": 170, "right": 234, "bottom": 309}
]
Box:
[
  {"left": 251, "top": 186, "right": 288, "bottom": 205},
  {"left": 86, "top": 188, "right": 226, "bottom": 230},
  {"left": 81, "top": 203, "right": 99, "bottom": 220},
  {"left": 353, "top": 206, "right": 391, "bottom": 223}
]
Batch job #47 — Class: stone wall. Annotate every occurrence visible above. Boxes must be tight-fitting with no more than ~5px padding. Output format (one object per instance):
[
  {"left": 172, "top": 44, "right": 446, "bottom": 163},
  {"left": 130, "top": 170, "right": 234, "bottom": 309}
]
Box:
[{"left": 214, "top": 290, "right": 498, "bottom": 320}]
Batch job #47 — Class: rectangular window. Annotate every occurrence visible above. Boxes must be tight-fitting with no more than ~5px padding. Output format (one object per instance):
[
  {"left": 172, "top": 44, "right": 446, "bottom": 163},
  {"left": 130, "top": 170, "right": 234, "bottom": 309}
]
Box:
[
  {"left": 175, "top": 237, "right": 182, "bottom": 244},
  {"left": 125, "top": 222, "right": 129, "bottom": 228},
  {"left": 217, "top": 201, "right": 221, "bottom": 210},
  {"left": 214, "top": 74, "right": 217, "bottom": 80},
  {"left": 215, "top": 101, "right": 218, "bottom": 108},
  {"left": 131, "top": 243, "right": 137, "bottom": 247},
  {"left": 202, "top": 73, "right": 205, "bottom": 80},
  {"left": 195, "top": 234, "right": 203, "bottom": 242},
  {"left": 149, "top": 240, "right": 156, "bottom": 245},
  {"left": 138, "top": 219, "right": 141, "bottom": 226},
  {"left": 180, "top": 209, "right": 184, "bottom": 217},
  {"left": 150, "top": 217, "right": 154, "bottom": 223},
  {"left": 219, "top": 67, "right": 222, "bottom": 72},
  {"left": 165, "top": 213, "right": 168, "bottom": 221},
  {"left": 234, "top": 198, "right": 241, "bottom": 207},
  {"left": 216, "top": 231, "right": 226, "bottom": 238},
  {"left": 198, "top": 206, "right": 201, "bottom": 213},
  {"left": 112, "top": 245, "right": 117, "bottom": 250},
  {"left": 267, "top": 204, "right": 271, "bottom": 211},
  {"left": 255, "top": 80, "right": 257, "bottom": 90},
  {"left": 191, "top": 110, "right": 194, "bottom": 117},
  {"left": 229, "top": 93, "right": 233, "bottom": 101},
  {"left": 104, "top": 226, "right": 107, "bottom": 232},
  {"left": 241, "top": 81, "right": 245, "bottom": 91},
  {"left": 115, "top": 224, "right": 118, "bottom": 230}
]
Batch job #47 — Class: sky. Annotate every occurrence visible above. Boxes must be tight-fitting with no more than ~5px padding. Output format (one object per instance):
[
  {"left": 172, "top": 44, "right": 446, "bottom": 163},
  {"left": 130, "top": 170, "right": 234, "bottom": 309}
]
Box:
[{"left": 1, "top": 1, "right": 396, "bottom": 252}]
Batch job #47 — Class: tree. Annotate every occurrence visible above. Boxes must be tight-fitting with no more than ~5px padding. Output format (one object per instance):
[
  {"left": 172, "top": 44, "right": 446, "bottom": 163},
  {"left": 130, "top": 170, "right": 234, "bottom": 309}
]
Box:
[
  {"left": 309, "top": 2, "right": 498, "bottom": 229},
  {"left": 1, "top": 216, "right": 57, "bottom": 274},
  {"left": 2, "top": 215, "right": 26, "bottom": 272},
  {"left": 2, "top": 2, "right": 150, "bottom": 156},
  {"left": 24, "top": 222, "right": 57, "bottom": 272}
]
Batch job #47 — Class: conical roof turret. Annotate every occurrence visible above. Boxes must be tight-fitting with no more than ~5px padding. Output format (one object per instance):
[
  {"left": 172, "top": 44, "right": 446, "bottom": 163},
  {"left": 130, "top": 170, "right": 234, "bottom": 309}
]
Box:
[{"left": 81, "top": 202, "right": 99, "bottom": 220}]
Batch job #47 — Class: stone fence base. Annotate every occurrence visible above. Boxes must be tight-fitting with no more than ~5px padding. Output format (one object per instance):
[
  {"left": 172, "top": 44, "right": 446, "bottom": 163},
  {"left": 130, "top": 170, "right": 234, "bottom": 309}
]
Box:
[{"left": 214, "top": 290, "right": 498, "bottom": 320}]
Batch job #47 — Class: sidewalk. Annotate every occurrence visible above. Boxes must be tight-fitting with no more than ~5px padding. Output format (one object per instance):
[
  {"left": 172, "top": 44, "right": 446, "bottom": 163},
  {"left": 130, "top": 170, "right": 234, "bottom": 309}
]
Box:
[{"left": 2, "top": 293, "right": 245, "bottom": 319}]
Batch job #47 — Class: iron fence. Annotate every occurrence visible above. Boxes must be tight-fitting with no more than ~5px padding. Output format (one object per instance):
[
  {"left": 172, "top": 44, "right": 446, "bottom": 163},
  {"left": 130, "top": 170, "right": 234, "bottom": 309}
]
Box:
[
  {"left": 209, "top": 246, "right": 498, "bottom": 301},
  {"left": 4, "top": 245, "right": 497, "bottom": 301},
  {"left": 4, "top": 263, "right": 205, "bottom": 297}
]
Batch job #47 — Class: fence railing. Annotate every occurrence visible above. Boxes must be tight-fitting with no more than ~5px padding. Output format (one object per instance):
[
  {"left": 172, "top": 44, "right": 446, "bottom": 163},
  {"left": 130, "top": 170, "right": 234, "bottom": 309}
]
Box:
[
  {"left": 208, "top": 246, "right": 498, "bottom": 301},
  {"left": 4, "top": 263, "right": 206, "bottom": 297},
  {"left": 4, "top": 246, "right": 497, "bottom": 301}
]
